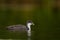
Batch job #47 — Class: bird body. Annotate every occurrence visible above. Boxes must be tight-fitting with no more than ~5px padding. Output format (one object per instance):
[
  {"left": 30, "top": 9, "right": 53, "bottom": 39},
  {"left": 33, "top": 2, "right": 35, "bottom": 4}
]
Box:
[
  {"left": 7, "top": 24, "right": 27, "bottom": 32},
  {"left": 6, "top": 20, "right": 34, "bottom": 40}
]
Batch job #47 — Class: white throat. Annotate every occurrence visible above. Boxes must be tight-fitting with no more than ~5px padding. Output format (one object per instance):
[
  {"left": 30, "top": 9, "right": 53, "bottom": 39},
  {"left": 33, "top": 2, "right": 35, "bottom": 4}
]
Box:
[
  {"left": 27, "top": 23, "right": 31, "bottom": 31},
  {"left": 27, "top": 23, "right": 31, "bottom": 37}
]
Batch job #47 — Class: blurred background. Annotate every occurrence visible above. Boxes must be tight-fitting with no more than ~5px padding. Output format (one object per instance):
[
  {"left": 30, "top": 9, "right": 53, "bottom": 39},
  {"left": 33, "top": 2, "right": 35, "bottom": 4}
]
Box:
[{"left": 0, "top": 0, "right": 60, "bottom": 40}]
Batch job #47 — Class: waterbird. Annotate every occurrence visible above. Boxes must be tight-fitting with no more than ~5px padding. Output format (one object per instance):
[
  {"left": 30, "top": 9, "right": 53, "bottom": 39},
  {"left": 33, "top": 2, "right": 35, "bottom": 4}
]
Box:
[{"left": 6, "top": 20, "right": 34, "bottom": 40}]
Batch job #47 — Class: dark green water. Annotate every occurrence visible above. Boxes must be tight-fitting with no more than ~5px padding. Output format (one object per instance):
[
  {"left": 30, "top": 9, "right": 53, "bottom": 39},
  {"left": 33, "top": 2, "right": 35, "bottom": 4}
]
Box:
[{"left": 0, "top": 5, "right": 60, "bottom": 40}]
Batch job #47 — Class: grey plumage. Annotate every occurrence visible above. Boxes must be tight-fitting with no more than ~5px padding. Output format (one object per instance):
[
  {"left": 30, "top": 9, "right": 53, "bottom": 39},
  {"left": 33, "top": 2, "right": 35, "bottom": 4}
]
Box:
[
  {"left": 7, "top": 24, "right": 27, "bottom": 32},
  {"left": 6, "top": 20, "right": 34, "bottom": 32}
]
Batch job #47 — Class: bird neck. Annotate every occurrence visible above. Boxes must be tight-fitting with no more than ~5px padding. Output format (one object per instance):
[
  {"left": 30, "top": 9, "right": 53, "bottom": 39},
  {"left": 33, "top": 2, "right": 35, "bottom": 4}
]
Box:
[
  {"left": 27, "top": 23, "right": 31, "bottom": 37},
  {"left": 27, "top": 24, "right": 31, "bottom": 31}
]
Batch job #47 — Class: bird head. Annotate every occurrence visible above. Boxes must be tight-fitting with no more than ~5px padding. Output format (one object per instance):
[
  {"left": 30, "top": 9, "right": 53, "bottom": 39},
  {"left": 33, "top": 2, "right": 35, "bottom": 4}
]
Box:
[{"left": 27, "top": 20, "right": 34, "bottom": 26}]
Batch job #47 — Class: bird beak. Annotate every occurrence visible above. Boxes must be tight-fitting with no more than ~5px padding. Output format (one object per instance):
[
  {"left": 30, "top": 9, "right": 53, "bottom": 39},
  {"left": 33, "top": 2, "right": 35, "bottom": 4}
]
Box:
[{"left": 32, "top": 23, "right": 35, "bottom": 25}]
